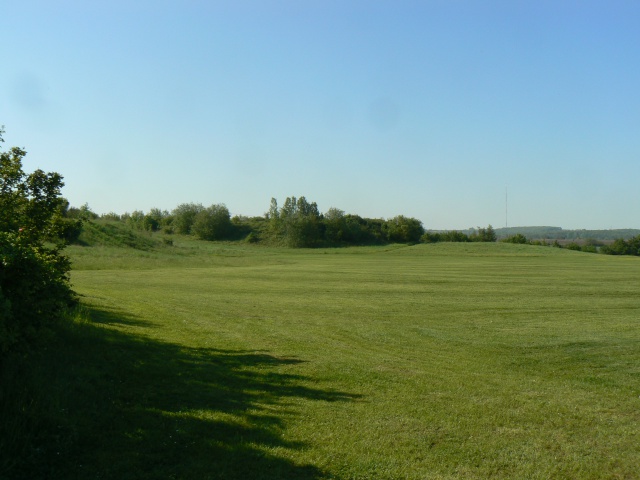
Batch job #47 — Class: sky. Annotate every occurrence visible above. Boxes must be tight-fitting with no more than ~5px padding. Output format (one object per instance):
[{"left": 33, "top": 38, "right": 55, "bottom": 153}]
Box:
[{"left": 1, "top": 0, "right": 639, "bottom": 230}]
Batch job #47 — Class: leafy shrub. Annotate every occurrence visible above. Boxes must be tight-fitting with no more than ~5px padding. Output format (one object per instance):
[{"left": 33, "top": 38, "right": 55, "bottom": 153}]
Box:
[
  {"left": 269, "top": 196, "right": 324, "bottom": 247},
  {"left": 440, "top": 231, "right": 470, "bottom": 242},
  {"left": 100, "top": 212, "right": 122, "bottom": 221},
  {"left": 58, "top": 218, "right": 84, "bottom": 244},
  {"left": 0, "top": 130, "right": 75, "bottom": 354},
  {"left": 67, "top": 203, "right": 98, "bottom": 220},
  {"left": 192, "top": 204, "right": 233, "bottom": 241},
  {"left": 502, "top": 234, "right": 528, "bottom": 244},
  {"left": 0, "top": 233, "right": 74, "bottom": 353},
  {"left": 470, "top": 225, "right": 497, "bottom": 242},
  {"left": 601, "top": 236, "right": 640, "bottom": 256},
  {"left": 172, "top": 203, "right": 204, "bottom": 235},
  {"left": 420, "top": 232, "right": 442, "bottom": 243},
  {"left": 383, "top": 216, "right": 424, "bottom": 244},
  {"left": 245, "top": 232, "right": 260, "bottom": 243},
  {"left": 530, "top": 240, "right": 548, "bottom": 246}
]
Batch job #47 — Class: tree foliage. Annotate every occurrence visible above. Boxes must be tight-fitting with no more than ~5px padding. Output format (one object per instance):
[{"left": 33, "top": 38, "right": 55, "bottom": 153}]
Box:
[
  {"left": 323, "top": 211, "right": 385, "bottom": 245},
  {"left": 501, "top": 233, "right": 528, "bottom": 244},
  {"left": 192, "top": 204, "right": 233, "bottom": 241},
  {"left": 471, "top": 225, "right": 496, "bottom": 242},
  {"left": 269, "top": 196, "right": 323, "bottom": 247},
  {"left": 171, "top": 203, "right": 204, "bottom": 235},
  {"left": 601, "top": 236, "right": 640, "bottom": 256},
  {"left": 421, "top": 230, "right": 470, "bottom": 243},
  {"left": 421, "top": 225, "right": 497, "bottom": 244},
  {"left": 383, "top": 215, "right": 424, "bottom": 244},
  {"left": 266, "top": 197, "right": 428, "bottom": 247},
  {"left": 0, "top": 129, "right": 75, "bottom": 354}
]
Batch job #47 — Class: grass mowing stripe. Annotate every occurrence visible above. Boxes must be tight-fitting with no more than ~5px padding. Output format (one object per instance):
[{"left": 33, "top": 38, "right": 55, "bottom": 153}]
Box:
[{"left": 57, "top": 243, "right": 640, "bottom": 478}]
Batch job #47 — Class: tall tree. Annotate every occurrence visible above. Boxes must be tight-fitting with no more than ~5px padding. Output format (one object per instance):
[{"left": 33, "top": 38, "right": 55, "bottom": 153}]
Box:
[
  {"left": 0, "top": 128, "right": 75, "bottom": 353},
  {"left": 324, "top": 207, "right": 347, "bottom": 243},
  {"left": 383, "top": 216, "right": 424, "bottom": 243},
  {"left": 192, "top": 204, "right": 233, "bottom": 240},
  {"left": 171, "top": 203, "right": 204, "bottom": 234},
  {"left": 269, "top": 196, "right": 324, "bottom": 247}
]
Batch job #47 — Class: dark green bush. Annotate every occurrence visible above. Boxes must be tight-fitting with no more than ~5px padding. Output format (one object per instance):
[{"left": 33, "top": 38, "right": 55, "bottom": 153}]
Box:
[
  {"left": 602, "top": 236, "right": 640, "bottom": 256},
  {"left": 440, "top": 231, "right": 470, "bottom": 242},
  {"left": 171, "top": 203, "right": 204, "bottom": 235},
  {"left": 501, "top": 233, "right": 528, "bottom": 244},
  {"left": 0, "top": 233, "right": 74, "bottom": 353},
  {"left": 192, "top": 204, "right": 233, "bottom": 241},
  {"left": 420, "top": 232, "right": 442, "bottom": 243},
  {"left": 245, "top": 232, "right": 260, "bottom": 243},
  {"left": 383, "top": 215, "right": 424, "bottom": 244},
  {"left": 1, "top": 130, "right": 75, "bottom": 354},
  {"left": 470, "top": 225, "right": 497, "bottom": 242}
]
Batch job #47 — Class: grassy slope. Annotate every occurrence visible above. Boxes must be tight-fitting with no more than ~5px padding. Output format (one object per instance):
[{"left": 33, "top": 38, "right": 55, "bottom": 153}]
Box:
[{"left": 8, "top": 235, "right": 640, "bottom": 479}]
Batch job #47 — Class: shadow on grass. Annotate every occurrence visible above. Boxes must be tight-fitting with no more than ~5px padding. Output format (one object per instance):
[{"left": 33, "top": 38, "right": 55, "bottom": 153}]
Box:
[
  {"left": 81, "top": 302, "right": 158, "bottom": 328},
  {"left": 4, "top": 307, "right": 361, "bottom": 479}
]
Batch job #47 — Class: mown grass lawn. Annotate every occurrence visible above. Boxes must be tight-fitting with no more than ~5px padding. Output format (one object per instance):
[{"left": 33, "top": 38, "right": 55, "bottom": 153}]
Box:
[{"left": 17, "top": 241, "right": 640, "bottom": 478}]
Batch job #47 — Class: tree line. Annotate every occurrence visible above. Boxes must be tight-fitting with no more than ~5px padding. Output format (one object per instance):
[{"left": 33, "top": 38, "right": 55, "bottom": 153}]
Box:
[
  {"left": 495, "top": 226, "right": 640, "bottom": 241},
  {"left": 68, "top": 199, "right": 640, "bottom": 256},
  {"left": 70, "top": 197, "right": 503, "bottom": 248}
]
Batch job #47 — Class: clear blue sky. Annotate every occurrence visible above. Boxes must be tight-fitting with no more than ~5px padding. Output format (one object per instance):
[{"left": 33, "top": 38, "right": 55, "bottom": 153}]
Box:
[{"left": 2, "top": 1, "right": 638, "bottom": 229}]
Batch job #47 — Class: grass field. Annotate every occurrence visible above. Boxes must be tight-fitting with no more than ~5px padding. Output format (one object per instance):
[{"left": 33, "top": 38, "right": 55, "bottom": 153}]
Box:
[{"left": 7, "top": 238, "right": 640, "bottom": 478}]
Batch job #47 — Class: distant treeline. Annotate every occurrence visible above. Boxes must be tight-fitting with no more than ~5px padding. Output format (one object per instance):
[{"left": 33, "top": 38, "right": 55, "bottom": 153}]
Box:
[
  {"left": 65, "top": 197, "right": 494, "bottom": 248},
  {"left": 497, "top": 233, "right": 640, "bottom": 256},
  {"left": 64, "top": 198, "right": 640, "bottom": 256},
  {"left": 425, "top": 226, "right": 640, "bottom": 242},
  {"left": 493, "top": 226, "right": 640, "bottom": 241}
]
